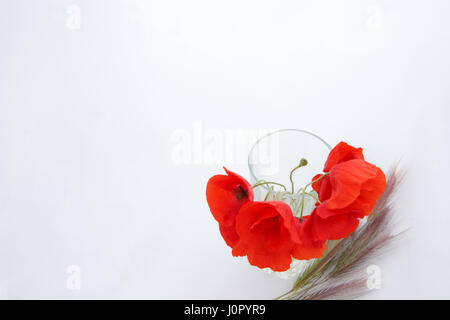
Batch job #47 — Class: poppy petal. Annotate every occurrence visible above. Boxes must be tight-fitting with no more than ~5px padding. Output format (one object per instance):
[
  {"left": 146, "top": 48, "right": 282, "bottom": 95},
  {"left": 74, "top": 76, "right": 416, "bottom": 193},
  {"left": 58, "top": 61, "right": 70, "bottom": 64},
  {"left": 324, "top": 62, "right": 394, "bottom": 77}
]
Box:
[
  {"left": 291, "top": 240, "right": 326, "bottom": 260},
  {"left": 345, "top": 167, "right": 386, "bottom": 216},
  {"left": 323, "top": 141, "right": 364, "bottom": 172},
  {"left": 231, "top": 241, "right": 247, "bottom": 257},
  {"left": 310, "top": 209, "right": 361, "bottom": 241},
  {"left": 246, "top": 247, "right": 293, "bottom": 272},
  {"left": 235, "top": 201, "right": 298, "bottom": 271},
  {"left": 236, "top": 201, "right": 296, "bottom": 251},
  {"left": 206, "top": 168, "right": 253, "bottom": 226},
  {"left": 311, "top": 173, "right": 323, "bottom": 193},
  {"left": 325, "top": 159, "right": 380, "bottom": 212},
  {"left": 219, "top": 223, "right": 240, "bottom": 248},
  {"left": 317, "top": 174, "right": 332, "bottom": 202},
  {"left": 290, "top": 213, "right": 327, "bottom": 260}
]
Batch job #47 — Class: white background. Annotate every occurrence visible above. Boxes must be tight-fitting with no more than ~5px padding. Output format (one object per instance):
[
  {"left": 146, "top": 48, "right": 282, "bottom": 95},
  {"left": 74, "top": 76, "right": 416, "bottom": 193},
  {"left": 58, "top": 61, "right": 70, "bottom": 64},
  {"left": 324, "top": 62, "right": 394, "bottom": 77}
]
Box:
[{"left": 0, "top": 0, "right": 449, "bottom": 299}]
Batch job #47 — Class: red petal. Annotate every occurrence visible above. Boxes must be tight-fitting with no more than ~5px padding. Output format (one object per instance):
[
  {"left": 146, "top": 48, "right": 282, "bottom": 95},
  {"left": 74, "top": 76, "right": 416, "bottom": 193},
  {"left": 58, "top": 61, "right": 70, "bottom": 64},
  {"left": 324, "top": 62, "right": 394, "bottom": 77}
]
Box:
[
  {"left": 291, "top": 240, "right": 326, "bottom": 260},
  {"left": 235, "top": 201, "right": 297, "bottom": 271},
  {"left": 236, "top": 201, "right": 296, "bottom": 251},
  {"left": 246, "top": 247, "right": 293, "bottom": 272},
  {"left": 219, "top": 223, "right": 240, "bottom": 248},
  {"left": 345, "top": 167, "right": 386, "bottom": 216},
  {"left": 325, "top": 159, "right": 379, "bottom": 212},
  {"left": 309, "top": 209, "right": 361, "bottom": 241},
  {"left": 206, "top": 168, "right": 253, "bottom": 226},
  {"left": 289, "top": 213, "right": 327, "bottom": 260},
  {"left": 295, "top": 212, "right": 327, "bottom": 248},
  {"left": 231, "top": 241, "right": 247, "bottom": 257},
  {"left": 311, "top": 173, "right": 323, "bottom": 193},
  {"left": 323, "top": 141, "right": 364, "bottom": 172},
  {"left": 317, "top": 174, "right": 332, "bottom": 202}
]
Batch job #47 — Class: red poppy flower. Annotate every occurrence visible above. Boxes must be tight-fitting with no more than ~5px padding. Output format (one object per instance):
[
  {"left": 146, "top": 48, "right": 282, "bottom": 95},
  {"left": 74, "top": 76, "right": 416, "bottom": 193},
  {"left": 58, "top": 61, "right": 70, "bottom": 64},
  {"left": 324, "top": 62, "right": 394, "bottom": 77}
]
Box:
[
  {"left": 206, "top": 167, "right": 254, "bottom": 248},
  {"left": 234, "top": 201, "right": 326, "bottom": 271},
  {"left": 235, "top": 201, "right": 300, "bottom": 271},
  {"left": 292, "top": 214, "right": 327, "bottom": 260},
  {"left": 309, "top": 142, "right": 386, "bottom": 241}
]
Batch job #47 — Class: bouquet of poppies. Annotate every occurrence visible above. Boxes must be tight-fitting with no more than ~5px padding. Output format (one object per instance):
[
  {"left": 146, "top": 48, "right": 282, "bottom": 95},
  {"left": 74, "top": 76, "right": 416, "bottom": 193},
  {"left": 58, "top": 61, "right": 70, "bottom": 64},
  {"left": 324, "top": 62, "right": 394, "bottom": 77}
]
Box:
[{"left": 206, "top": 141, "right": 403, "bottom": 299}]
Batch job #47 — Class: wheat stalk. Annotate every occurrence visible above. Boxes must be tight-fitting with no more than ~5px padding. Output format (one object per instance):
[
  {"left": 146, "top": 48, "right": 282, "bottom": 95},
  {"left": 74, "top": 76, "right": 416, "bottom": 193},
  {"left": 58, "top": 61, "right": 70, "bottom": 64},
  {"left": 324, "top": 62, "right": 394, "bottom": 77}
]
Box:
[{"left": 277, "top": 164, "right": 405, "bottom": 300}]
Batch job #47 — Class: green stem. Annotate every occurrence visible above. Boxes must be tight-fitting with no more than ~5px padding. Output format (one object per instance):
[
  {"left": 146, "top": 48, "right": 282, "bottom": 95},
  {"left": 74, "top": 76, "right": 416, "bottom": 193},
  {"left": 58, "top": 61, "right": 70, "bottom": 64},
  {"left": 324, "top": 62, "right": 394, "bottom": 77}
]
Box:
[
  {"left": 290, "top": 167, "right": 300, "bottom": 194},
  {"left": 296, "top": 172, "right": 330, "bottom": 194},
  {"left": 252, "top": 181, "right": 287, "bottom": 191},
  {"left": 293, "top": 239, "right": 343, "bottom": 289},
  {"left": 297, "top": 173, "right": 329, "bottom": 220},
  {"left": 289, "top": 158, "right": 308, "bottom": 194},
  {"left": 304, "top": 192, "right": 322, "bottom": 204},
  {"left": 299, "top": 188, "right": 306, "bottom": 220},
  {"left": 264, "top": 186, "right": 273, "bottom": 201}
]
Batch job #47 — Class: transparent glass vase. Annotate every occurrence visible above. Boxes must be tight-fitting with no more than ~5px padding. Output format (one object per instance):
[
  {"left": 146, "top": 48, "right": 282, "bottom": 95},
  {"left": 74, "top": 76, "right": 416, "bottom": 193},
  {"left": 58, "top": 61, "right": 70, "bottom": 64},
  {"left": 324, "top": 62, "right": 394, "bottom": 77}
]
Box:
[{"left": 247, "top": 129, "right": 332, "bottom": 278}]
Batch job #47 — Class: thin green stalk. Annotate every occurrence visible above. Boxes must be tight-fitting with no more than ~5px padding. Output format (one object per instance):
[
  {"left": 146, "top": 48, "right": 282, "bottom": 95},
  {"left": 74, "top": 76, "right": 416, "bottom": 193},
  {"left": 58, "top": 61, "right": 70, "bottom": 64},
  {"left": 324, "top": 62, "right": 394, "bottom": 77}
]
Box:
[
  {"left": 252, "top": 181, "right": 287, "bottom": 191},
  {"left": 264, "top": 186, "right": 273, "bottom": 201}
]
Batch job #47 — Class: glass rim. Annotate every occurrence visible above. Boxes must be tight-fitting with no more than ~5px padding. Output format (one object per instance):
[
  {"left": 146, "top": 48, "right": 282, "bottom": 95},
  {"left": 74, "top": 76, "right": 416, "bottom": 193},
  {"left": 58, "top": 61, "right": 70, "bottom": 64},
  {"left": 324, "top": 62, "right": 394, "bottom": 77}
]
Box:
[{"left": 247, "top": 128, "right": 332, "bottom": 185}]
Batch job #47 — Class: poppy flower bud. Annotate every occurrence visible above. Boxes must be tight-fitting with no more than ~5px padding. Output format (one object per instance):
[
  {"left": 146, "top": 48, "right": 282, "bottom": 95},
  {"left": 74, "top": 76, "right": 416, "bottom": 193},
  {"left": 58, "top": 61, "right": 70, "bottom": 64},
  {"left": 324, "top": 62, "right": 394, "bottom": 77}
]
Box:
[{"left": 299, "top": 158, "right": 308, "bottom": 167}]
